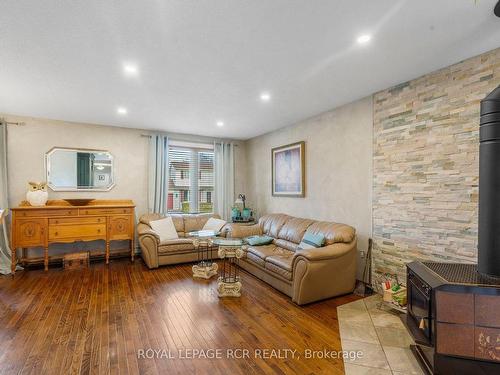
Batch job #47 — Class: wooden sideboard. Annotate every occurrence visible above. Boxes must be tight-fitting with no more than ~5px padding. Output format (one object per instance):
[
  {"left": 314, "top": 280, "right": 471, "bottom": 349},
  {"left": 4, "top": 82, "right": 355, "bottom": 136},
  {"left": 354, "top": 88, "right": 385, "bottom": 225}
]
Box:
[{"left": 10, "top": 199, "right": 135, "bottom": 272}]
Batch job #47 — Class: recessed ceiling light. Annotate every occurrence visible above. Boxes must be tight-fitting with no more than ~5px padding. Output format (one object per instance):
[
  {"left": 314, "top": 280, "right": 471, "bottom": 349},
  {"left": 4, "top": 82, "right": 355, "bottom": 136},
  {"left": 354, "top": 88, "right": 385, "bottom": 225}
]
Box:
[
  {"left": 260, "top": 92, "right": 271, "bottom": 102},
  {"left": 357, "top": 34, "right": 372, "bottom": 44},
  {"left": 117, "top": 107, "right": 128, "bottom": 115},
  {"left": 123, "top": 63, "right": 139, "bottom": 76},
  {"left": 216, "top": 121, "right": 224, "bottom": 127}
]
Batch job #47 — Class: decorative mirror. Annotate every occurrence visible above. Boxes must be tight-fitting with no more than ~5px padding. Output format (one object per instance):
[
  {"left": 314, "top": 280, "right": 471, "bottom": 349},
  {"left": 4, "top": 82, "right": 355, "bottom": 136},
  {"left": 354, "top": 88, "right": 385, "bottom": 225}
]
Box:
[{"left": 45, "top": 147, "right": 115, "bottom": 191}]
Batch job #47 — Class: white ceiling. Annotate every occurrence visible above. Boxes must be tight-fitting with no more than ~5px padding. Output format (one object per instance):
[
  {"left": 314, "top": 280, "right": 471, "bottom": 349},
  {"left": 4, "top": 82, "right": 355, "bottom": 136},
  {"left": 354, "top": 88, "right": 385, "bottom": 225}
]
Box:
[{"left": 1, "top": 1, "right": 499, "bottom": 140}]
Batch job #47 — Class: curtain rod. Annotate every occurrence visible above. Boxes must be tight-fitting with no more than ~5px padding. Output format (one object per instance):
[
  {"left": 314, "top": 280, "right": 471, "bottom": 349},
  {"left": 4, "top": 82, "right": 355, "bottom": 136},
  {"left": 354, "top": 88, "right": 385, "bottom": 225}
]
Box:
[
  {"left": 2, "top": 121, "right": 25, "bottom": 126},
  {"left": 140, "top": 133, "right": 240, "bottom": 146}
]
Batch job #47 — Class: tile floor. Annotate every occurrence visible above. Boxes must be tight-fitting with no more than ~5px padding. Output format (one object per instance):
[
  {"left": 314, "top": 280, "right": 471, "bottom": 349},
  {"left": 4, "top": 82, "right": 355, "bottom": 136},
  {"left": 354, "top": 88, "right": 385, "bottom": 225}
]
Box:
[{"left": 338, "top": 294, "right": 424, "bottom": 375}]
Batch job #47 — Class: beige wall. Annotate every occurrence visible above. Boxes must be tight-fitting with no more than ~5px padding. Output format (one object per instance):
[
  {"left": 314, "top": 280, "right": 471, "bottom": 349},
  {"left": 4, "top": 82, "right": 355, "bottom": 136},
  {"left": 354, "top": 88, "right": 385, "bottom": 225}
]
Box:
[
  {"left": 1, "top": 113, "right": 246, "bottom": 256},
  {"left": 3, "top": 114, "right": 150, "bottom": 215},
  {"left": 244, "top": 96, "right": 373, "bottom": 277}
]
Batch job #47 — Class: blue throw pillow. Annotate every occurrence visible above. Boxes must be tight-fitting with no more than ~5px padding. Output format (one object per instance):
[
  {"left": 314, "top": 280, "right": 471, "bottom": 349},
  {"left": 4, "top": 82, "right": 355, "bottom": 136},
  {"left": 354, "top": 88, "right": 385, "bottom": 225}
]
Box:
[
  {"left": 298, "top": 232, "right": 325, "bottom": 250},
  {"left": 245, "top": 235, "right": 274, "bottom": 246}
]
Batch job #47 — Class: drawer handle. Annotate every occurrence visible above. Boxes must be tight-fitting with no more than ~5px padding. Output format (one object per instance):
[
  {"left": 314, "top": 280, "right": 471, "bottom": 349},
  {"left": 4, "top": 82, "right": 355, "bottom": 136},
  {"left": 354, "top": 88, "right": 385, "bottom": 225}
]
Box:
[
  {"left": 97, "top": 229, "right": 101, "bottom": 233},
  {"left": 55, "top": 232, "right": 58, "bottom": 236},
  {"left": 97, "top": 219, "right": 101, "bottom": 222}
]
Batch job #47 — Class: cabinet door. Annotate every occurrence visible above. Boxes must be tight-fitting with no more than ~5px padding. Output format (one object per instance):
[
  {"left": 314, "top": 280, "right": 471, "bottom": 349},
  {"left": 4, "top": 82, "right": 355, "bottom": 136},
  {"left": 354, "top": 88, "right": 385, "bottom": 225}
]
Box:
[
  {"left": 108, "top": 215, "right": 132, "bottom": 240},
  {"left": 15, "top": 218, "right": 48, "bottom": 247}
]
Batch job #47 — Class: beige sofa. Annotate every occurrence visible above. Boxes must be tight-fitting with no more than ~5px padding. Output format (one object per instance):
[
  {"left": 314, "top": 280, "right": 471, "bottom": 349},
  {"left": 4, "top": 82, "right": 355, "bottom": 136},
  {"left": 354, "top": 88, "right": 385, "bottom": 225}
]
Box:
[
  {"left": 138, "top": 212, "right": 357, "bottom": 305},
  {"left": 228, "top": 213, "right": 357, "bottom": 305},
  {"left": 137, "top": 213, "right": 229, "bottom": 268}
]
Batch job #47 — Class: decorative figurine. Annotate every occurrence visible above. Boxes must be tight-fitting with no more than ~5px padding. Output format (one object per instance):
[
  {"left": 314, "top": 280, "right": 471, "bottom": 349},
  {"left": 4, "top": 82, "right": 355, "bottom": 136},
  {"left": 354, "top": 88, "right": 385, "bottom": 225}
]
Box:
[{"left": 26, "top": 182, "right": 48, "bottom": 206}]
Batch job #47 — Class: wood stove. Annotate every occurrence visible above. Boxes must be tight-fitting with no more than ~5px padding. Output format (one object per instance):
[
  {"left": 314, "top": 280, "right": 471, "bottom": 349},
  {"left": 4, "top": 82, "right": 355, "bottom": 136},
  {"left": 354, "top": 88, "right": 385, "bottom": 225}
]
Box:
[{"left": 407, "top": 261, "right": 500, "bottom": 374}]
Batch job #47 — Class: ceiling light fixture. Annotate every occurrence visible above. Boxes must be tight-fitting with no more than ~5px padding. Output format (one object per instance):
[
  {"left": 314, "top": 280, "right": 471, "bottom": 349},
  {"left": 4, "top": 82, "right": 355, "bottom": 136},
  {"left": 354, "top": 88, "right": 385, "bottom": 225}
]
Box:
[
  {"left": 357, "top": 34, "right": 372, "bottom": 44},
  {"left": 260, "top": 92, "right": 271, "bottom": 102},
  {"left": 117, "top": 107, "right": 128, "bottom": 115},
  {"left": 216, "top": 121, "right": 224, "bottom": 127},
  {"left": 123, "top": 63, "right": 139, "bottom": 76}
]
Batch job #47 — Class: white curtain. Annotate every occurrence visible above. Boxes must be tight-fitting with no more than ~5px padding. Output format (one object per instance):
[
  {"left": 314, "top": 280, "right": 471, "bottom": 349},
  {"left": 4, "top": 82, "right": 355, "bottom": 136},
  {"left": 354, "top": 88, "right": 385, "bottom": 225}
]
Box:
[
  {"left": 0, "top": 121, "right": 19, "bottom": 274},
  {"left": 214, "top": 142, "right": 235, "bottom": 221},
  {"left": 147, "top": 134, "right": 169, "bottom": 215}
]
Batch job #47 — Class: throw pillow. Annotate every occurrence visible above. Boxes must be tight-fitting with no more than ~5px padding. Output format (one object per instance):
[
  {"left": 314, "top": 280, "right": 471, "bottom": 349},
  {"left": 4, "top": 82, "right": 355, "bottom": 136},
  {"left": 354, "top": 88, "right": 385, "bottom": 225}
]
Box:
[
  {"left": 202, "top": 217, "right": 227, "bottom": 232},
  {"left": 298, "top": 232, "right": 325, "bottom": 250},
  {"left": 149, "top": 216, "right": 179, "bottom": 242},
  {"left": 245, "top": 235, "right": 274, "bottom": 246}
]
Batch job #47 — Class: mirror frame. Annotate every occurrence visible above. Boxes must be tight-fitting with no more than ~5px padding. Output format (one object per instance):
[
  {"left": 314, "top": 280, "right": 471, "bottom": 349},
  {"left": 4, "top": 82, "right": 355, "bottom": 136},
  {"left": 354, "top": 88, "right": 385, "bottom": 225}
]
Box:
[{"left": 45, "top": 147, "right": 115, "bottom": 192}]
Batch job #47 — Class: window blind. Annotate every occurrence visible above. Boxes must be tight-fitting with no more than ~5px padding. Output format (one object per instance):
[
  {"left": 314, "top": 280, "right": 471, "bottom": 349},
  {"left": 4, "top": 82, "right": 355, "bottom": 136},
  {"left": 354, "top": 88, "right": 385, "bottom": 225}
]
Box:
[{"left": 167, "top": 141, "right": 214, "bottom": 213}]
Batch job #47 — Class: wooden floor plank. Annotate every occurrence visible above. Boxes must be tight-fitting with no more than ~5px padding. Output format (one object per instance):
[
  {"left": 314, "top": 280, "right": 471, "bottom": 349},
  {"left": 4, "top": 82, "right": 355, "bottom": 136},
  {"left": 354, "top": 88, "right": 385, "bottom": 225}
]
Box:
[{"left": 0, "top": 259, "right": 358, "bottom": 375}]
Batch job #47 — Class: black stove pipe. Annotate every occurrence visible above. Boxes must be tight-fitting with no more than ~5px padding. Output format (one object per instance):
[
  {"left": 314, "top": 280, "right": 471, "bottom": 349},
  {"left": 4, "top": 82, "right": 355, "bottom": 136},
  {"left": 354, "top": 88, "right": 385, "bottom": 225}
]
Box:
[{"left": 479, "top": 85, "right": 500, "bottom": 277}]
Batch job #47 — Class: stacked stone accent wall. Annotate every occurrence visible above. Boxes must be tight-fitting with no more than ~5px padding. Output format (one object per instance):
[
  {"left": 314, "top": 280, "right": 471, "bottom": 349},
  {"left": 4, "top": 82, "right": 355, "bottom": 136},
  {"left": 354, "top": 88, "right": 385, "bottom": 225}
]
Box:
[{"left": 372, "top": 48, "right": 500, "bottom": 283}]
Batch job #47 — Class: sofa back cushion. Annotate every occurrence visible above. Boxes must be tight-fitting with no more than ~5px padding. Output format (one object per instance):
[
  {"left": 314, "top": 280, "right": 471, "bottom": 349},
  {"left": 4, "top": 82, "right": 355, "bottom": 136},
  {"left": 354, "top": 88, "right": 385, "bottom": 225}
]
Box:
[
  {"left": 277, "top": 217, "right": 315, "bottom": 244},
  {"left": 139, "top": 213, "right": 163, "bottom": 225},
  {"left": 305, "top": 221, "right": 355, "bottom": 245},
  {"left": 258, "top": 214, "right": 290, "bottom": 238},
  {"left": 184, "top": 213, "right": 221, "bottom": 234}
]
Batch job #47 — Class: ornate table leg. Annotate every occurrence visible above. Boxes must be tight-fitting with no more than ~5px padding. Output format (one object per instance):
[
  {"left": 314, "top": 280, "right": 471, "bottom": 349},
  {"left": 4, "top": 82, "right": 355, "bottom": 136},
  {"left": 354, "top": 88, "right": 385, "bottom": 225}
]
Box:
[
  {"left": 192, "top": 238, "right": 218, "bottom": 279},
  {"left": 217, "top": 245, "right": 246, "bottom": 297}
]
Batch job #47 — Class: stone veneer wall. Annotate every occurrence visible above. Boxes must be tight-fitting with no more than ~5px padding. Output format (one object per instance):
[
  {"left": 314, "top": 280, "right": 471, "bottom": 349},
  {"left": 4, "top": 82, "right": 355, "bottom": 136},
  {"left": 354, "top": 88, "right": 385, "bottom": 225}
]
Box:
[{"left": 372, "top": 48, "right": 500, "bottom": 282}]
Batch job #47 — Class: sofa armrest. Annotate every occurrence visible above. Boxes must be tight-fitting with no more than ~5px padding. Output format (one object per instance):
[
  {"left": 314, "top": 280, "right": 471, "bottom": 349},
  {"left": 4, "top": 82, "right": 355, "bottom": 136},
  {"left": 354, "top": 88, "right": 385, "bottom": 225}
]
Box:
[
  {"left": 137, "top": 223, "right": 160, "bottom": 242},
  {"left": 292, "top": 241, "right": 354, "bottom": 262},
  {"left": 291, "top": 240, "right": 357, "bottom": 305},
  {"left": 137, "top": 223, "right": 160, "bottom": 268},
  {"left": 227, "top": 223, "right": 262, "bottom": 238}
]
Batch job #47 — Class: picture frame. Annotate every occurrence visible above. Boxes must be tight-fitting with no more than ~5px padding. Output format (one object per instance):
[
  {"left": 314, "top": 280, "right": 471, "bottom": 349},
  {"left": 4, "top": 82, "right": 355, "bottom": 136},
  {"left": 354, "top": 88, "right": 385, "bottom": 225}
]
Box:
[{"left": 271, "top": 141, "right": 305, "bottom": 197}]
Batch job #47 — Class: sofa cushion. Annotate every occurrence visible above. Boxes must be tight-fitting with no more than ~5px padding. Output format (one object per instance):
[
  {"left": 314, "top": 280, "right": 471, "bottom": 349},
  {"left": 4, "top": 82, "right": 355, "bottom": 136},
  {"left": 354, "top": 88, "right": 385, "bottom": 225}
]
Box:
[
  {"left": 265, "top": 262, "right": 292, "bottom": 280},
  {"left": 259, "top": 214, "right": 290, "bottom": 238},
  {"left": 246, "top": 245, "right": 278, "bottom": 260},
  {"left": 273, "top": 239, "right": 298, "bottom": 252},
  {"left": 150, "top": 217, "right": 179, "bottom": 242},
  {"left": 184, "top": 213, "right": 220, "bottom": 234},
  {"left": 158, "top": 238, "right": 195, "bottom": 254},
  {"left": 246, "top": 252, "right": 266, "bottom": 267},
  {"left": 305, "top": 221, "right": 355, "bottom": 245},
  {"left": 170, "top": 214, "right": 185, "bottom": 233},
  {"left": 277, "top": 217, "right": 315, "bottom": 244},
  {"left": 266, "top": 251, "right": 294, "bottom": 271}
]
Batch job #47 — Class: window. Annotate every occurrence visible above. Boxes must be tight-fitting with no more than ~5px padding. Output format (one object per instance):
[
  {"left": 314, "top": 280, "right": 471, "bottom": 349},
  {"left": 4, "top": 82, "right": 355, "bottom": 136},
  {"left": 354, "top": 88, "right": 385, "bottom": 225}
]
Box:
[{"left": 168, "top": 141, "right": 214, "bottom": 213}]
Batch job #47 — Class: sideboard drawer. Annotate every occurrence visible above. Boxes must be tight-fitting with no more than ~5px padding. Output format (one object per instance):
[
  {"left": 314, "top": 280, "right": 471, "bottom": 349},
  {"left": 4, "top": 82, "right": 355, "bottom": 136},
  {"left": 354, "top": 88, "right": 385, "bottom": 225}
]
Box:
[
  {"left": 79, "top": 207, "right": 133, "bottom": 216},
  {"left": 49, "top": 217, "right": 105, "bottom": 225},
  {"left": 49, "top": 224, "right": 106, "bottom": 240},
  {"left": 17, "top": 209, "right": 79, "bottom": 217}
]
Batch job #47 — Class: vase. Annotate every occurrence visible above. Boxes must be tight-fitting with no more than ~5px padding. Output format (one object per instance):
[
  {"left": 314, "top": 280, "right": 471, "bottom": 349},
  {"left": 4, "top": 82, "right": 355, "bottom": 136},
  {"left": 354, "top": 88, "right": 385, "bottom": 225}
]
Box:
[{"left": 26, "top": 190, "right": 48, "bottom": 206}]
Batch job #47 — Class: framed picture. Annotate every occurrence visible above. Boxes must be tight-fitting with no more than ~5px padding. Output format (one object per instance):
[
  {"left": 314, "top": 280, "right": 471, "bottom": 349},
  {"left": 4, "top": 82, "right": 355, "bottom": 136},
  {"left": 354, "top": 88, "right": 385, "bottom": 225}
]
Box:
[{"left": 271, "top": 141, "right": 305, "bottom": 197}]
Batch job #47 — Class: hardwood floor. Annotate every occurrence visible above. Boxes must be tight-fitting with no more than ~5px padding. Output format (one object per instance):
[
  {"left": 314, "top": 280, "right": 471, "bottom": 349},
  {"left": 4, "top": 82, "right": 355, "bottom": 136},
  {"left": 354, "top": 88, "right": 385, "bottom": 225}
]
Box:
[{"left": 0, "top": 259, "right": 359, "bottom": 375}]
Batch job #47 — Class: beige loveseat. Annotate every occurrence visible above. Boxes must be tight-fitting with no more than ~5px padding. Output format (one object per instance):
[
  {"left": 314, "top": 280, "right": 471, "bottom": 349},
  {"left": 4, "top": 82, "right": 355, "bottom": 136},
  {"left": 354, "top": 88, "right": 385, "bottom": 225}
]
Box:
[
  {"left": 137, "top": 213, "right": 229, "bottom": 268},
  {"left": 228, "top": 213, "right": 357, "bottom": 305}
]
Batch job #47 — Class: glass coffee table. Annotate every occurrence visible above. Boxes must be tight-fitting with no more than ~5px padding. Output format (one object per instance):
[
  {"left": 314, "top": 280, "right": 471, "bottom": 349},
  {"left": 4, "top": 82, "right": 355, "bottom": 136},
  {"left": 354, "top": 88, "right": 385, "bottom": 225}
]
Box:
[
  {"left": 188, "top": 230, "right": 220, "bottom": 279},
  {"left": 212, "top": 238, "right": 247, "bottom": 297}
]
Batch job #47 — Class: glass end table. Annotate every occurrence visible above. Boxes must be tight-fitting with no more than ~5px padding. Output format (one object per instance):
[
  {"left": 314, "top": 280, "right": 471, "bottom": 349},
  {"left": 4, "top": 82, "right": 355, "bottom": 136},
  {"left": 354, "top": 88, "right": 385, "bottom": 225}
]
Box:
[
  {"left": 188, "top": 230, "right": 220, "bottom": 279},
  {"left": 212, "top": 238, "right": 247, "bottom": 297}
]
